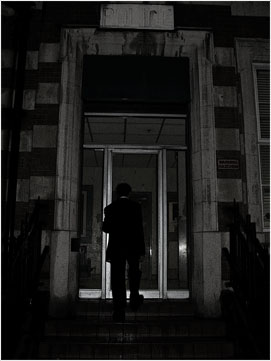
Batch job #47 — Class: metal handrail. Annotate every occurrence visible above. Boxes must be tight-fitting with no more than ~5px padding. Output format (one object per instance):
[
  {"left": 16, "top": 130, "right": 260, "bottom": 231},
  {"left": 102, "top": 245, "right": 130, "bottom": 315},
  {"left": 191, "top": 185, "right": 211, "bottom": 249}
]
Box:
[
  {"left": 222, "top": 199, "right": 270, "bottom": 357},
  {"left": 229, "top": 200, "right": 269, "bottom": 306},
  {"left": 2, "top": 197, "right": 49, "bottom": 358}
]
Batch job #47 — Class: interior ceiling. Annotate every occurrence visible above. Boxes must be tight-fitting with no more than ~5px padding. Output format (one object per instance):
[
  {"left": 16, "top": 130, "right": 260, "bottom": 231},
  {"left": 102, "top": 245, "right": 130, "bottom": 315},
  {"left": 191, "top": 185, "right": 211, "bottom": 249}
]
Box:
[{"left": 83, "top": 115, "right": 186, "bottom": 168}]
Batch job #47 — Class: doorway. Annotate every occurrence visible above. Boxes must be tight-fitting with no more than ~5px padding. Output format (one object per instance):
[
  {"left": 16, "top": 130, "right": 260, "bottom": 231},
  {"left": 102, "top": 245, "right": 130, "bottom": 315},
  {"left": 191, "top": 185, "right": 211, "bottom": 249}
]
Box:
[
  {"left": 79, "top": 149, "right": 189, "bottom": 299},
  {"left": 79, "top": 114, "right": 189, "bottom": 299}
]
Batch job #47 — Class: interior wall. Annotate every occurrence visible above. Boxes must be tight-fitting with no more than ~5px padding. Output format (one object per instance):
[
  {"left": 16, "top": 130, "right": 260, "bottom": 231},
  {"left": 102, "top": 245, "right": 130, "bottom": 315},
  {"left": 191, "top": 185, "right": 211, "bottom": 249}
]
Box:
[{"left": 82, "top": 167, "right": 103, "bottom": 276}]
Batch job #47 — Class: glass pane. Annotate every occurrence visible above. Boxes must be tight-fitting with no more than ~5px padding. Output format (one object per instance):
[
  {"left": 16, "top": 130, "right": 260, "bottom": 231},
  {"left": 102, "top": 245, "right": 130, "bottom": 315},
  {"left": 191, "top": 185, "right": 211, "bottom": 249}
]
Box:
[
  {"left": 167, "top": 151, "right": 188, "bottom": 289},
  {"left": 112, "top": 153, "right": 158, "bottom": 290},
  {"left": 84, "top": 115, "right": 186, "bottom": 146},
  {"left": 256, "top": 69, "right": 270, "bottom": 139},
  {"left": 79, "top": 149, "right": 104, "bottom": 289},
  {"left": 259, "top": 144, "right": 270, "bottom": 184}
]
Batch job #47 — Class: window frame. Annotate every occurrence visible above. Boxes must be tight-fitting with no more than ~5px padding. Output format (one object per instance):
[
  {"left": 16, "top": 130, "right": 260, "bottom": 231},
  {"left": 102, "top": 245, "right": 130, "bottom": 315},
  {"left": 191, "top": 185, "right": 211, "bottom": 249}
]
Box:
[{"left": 252, "top": 63, "right": 270, "bottom": 231}]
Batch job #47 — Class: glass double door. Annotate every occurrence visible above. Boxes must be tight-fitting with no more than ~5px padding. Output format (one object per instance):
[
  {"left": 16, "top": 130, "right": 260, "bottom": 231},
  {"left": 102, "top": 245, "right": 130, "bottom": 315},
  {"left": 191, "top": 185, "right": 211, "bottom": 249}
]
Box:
[{"left": 79, "top": 147, "right": 188, "bottom": 299}]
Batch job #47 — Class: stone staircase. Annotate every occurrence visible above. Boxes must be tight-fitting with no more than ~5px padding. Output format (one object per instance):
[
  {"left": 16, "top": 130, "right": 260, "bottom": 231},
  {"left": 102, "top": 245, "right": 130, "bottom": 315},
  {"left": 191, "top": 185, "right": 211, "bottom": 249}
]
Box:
[{"left": 38, "top": 300, "right": 235, "bottom": 359}]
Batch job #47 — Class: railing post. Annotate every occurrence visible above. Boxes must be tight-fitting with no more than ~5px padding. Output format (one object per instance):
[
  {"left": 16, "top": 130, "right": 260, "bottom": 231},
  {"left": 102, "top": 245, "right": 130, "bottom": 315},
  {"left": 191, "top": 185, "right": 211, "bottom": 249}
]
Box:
[
  {"left": 249, "top": 221, "right": 257, "bottom": 303},
  {"left": 230, "top": 200, "right": 238, "bottom": 289},
  {"left": 229, "top": 223, "right": 235, "bottom": 288}
]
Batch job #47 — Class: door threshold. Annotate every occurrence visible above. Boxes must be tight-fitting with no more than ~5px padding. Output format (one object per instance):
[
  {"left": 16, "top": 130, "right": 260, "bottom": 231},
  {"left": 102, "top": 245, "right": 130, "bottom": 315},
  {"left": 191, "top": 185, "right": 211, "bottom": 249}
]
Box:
[{"left": 79, "top": 289, "right": 189, "bottom": 299}]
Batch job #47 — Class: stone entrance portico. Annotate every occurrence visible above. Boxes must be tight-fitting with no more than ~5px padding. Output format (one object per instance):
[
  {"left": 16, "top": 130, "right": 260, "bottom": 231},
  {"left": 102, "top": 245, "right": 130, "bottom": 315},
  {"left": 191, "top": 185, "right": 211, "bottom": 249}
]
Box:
[{"left": 50, "top": 28, "right": 221, "bottom": 317}]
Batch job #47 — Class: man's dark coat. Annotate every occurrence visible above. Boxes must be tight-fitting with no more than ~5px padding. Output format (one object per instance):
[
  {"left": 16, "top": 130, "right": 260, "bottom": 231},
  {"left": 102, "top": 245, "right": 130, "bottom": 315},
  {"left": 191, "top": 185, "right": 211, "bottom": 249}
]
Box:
[{"left": 102, "top": 197, "right": 145, "bottom": 262}]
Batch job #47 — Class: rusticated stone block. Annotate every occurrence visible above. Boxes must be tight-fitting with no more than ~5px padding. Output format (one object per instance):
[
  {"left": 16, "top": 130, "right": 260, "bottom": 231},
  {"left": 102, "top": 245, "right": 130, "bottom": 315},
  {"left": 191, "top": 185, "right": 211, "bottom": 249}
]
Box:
[
  {"left": 18, "top": 152, "right": 31, "bottom": 178},
  {"left": 214, "top": 107, "right": 240, "bottom": 128},
  {"left": 33, "top": 125, "right": 57, "bottom": 148},
  {"left": 218, "top": 201, "right": 235, "bottom": 231},
  {"left": 22, "top": 104, "right": 60, "bottom": 129},
  {"left": 217, "top": 178, "right": 242, "bottom": 202},
  {"left": 214, "top": 47, "right": 235, "bottom": 67},
  {"left": 216, "top": 128, "right": 240, "bottom": 151},
  {"left": 214, "top": 86, "right": 238, "bottom": 107},
  {"left": 2, "top": 88, "right": 12, "bottom": 108},
  {"left": 16, "top": 179, "right": 30, "bottom": 202},
  {"left": 25, "top": 50, "right": 39, "bottom": 70},
  {"left": 36, "top": 83, "right": 59, "bottom": 104},
  {"left": 23, "top": 89, "right": 36, "bottom": 110},
  {"left": 38, "top": 63, "right": 62, "bottom": 83},
  {"left": 39, "top": 43, "right": 60, "bottom": 63},
  {"left": 2, "top": 68, "right": 14, "bottom": 88},
  {"left": 30, "top": 176, "right": 55, "bottom": 200},
  {"left": 1, "top": 49, "right": 14, "bottom": 69},
  {"left": 24, "top": 70, "right": 39, "bottom": 89},
  {"left": 14, "top": 202, "right": 29, "bottom": 230},
  {"left": 30, "top": 148, "right": 57, "bottom": 176},
  {"left": 213, "top": 66, "right": 237, "bottom": 86},
  {"left": 19, "top": 130, "right": 33, "bottom": 152}
]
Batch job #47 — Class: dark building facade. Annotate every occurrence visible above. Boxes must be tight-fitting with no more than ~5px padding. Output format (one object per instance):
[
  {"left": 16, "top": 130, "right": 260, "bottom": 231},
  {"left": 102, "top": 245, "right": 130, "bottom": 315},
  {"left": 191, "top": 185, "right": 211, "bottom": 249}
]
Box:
[{"left": 2, "top": 1, "right": 270, "bottom": 323}]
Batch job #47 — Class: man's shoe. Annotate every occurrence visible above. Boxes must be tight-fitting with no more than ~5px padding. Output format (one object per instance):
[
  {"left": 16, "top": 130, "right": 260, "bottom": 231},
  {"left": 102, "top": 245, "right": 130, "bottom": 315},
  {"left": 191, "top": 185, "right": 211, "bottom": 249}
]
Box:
[
  {"left": 112, "top": 310, "right": 125, "bottom": 322},
  {"left": 130, "top": 294, "right": 144, "bottom": 311}
]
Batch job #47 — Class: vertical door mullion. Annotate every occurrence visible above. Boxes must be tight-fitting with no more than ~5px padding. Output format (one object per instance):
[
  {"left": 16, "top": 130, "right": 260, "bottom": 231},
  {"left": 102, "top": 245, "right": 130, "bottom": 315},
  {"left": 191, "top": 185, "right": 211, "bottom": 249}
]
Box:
[
  {"left": 102, "top": 148, "right": 109, "bottom": 299},
  {"left": 105, "top": 148, "right": 113, "bottom": 299},
  {"left": 162, "top": 149, "right": 168, "bottom": 298},
  {"left": 158, "top": 150, "right": 164, "bottom": 298}
]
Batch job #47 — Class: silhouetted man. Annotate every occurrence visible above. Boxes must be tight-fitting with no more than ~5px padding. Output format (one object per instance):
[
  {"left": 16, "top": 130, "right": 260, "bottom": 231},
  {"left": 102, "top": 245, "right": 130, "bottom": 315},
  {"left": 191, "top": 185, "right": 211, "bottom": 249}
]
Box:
[{"left": 102, "top": 183, "right": 145, "bottom": 322}]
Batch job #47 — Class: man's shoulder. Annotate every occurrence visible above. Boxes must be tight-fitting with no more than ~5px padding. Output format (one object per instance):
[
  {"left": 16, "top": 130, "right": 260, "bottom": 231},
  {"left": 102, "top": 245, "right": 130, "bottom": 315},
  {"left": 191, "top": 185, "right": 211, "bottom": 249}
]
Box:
[
  {"left": 105, "top": 199, "right": 124, "bottom": 210},
  {"left": 104, "top": 202, "right": 114, "bottom": 213}
]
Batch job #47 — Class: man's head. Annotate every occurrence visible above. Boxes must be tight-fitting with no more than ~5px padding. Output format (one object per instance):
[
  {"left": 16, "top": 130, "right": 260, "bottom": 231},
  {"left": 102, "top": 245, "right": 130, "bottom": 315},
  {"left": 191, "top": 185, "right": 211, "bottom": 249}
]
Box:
[{"left": 116, "top": 183, "right": 132, "bottom": 198}]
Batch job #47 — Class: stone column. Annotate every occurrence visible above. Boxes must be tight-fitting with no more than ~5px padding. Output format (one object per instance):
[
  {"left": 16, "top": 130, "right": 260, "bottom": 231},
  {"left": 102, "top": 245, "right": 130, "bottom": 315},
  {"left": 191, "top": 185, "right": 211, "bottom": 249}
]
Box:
[
  {"left": 49, "top": 30, "right": 83, "bottom": 317},
  {"left": 189, "top": 37, "right": 221, "bottom": 317}
]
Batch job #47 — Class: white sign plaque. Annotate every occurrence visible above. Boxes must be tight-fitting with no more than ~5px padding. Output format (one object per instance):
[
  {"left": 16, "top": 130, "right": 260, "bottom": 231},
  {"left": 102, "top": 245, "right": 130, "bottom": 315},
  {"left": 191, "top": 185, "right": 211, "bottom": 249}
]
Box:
[
  {"left": 100, "top": 4, "right": 174, "bottom": 30},
  {"left": 217, "top": 159, "right": 240, "bottom": 170}
]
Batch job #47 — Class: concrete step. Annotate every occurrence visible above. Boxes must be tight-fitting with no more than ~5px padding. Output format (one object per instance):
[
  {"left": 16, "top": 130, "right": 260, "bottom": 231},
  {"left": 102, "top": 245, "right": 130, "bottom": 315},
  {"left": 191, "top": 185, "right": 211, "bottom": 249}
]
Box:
[
  {"left": 39, "top": 339, "right": 235, "bottom": 359},
  {"left": 39, "top": 301, "right": 235, "bottom": 359},
  {"left": 44, "top": 318, "right": 227, "bottom": 339},
  {"left": 76, "top": 299, "right": 195, "bottom": 319}
]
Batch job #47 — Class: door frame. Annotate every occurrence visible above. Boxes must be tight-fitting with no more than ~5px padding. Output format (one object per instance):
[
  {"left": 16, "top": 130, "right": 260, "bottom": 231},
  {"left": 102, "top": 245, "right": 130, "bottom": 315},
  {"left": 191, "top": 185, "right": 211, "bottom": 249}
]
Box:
[{"left": 79, "top": 143, "right": 189, "bottom": 299}]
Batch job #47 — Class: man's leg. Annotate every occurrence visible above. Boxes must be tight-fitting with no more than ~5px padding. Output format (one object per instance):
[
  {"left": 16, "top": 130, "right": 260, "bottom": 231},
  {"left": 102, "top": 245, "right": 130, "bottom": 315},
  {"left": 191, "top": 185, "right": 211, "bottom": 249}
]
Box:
[
  {"left": 127, "top": 256, "right": 144, "bottom": 311},
  {"left": 110, "top": 257, "right": 127, "bottom": 321}
]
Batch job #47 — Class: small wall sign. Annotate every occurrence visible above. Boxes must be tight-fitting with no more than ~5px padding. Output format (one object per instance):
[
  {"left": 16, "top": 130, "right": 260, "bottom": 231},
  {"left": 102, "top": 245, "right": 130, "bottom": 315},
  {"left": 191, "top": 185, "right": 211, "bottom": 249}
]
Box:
[
  {"left": 100, "top": 4, "right": 174, "bottom": 30},
  {"left": 217, "top": 159, "right": 240, "bottom": 170}
]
